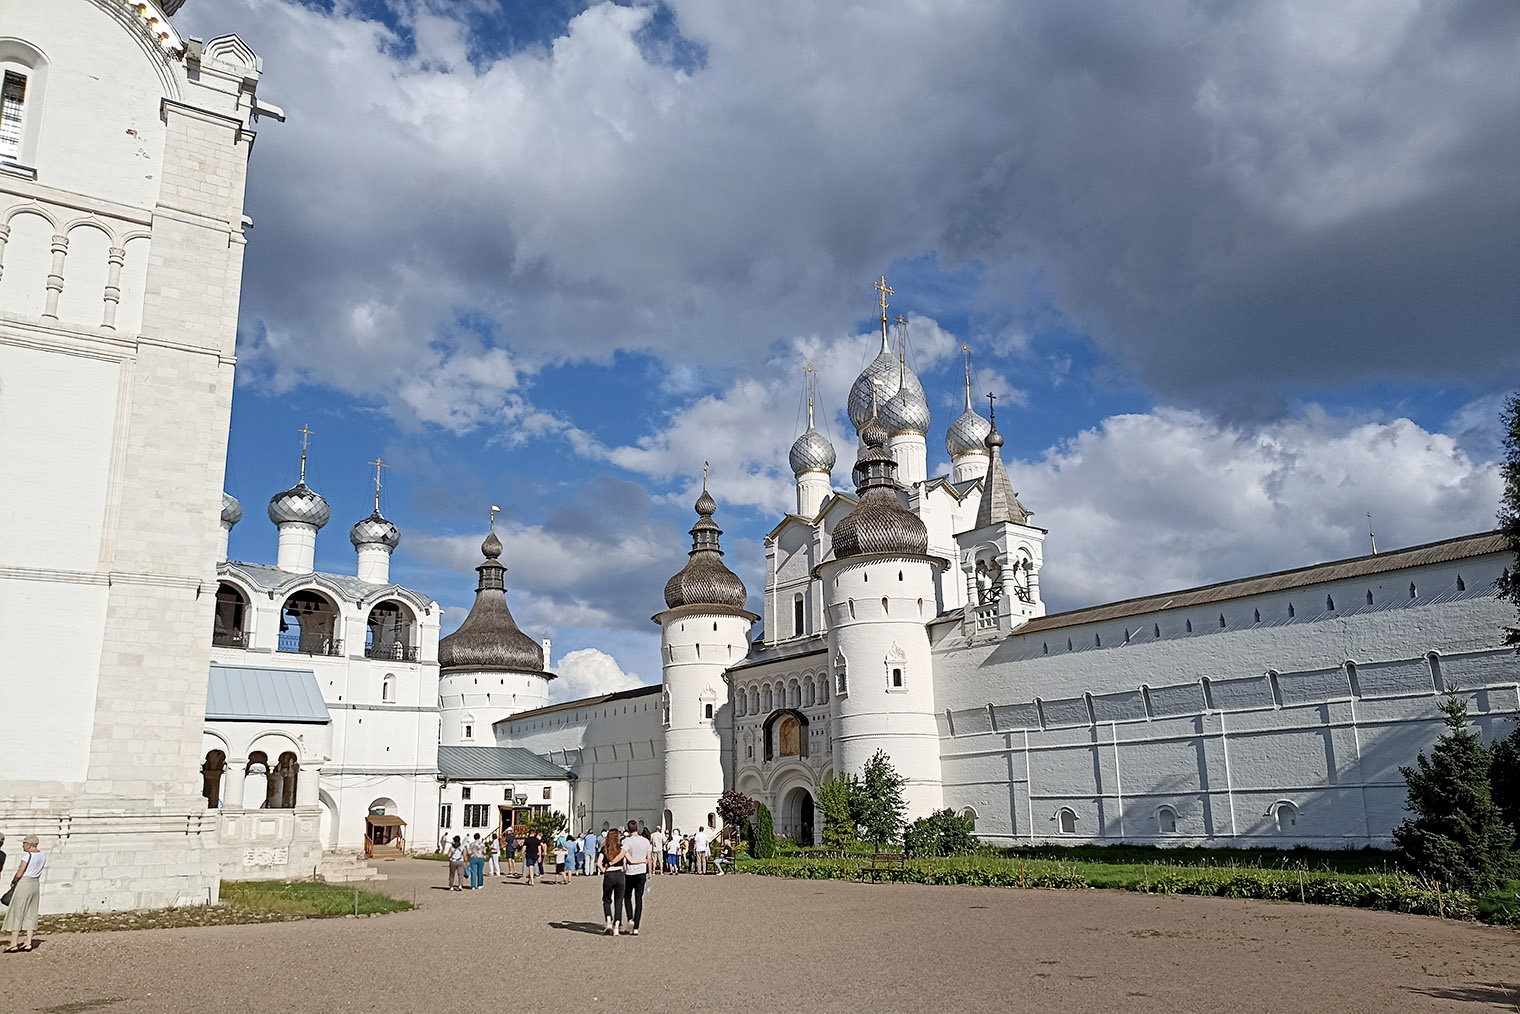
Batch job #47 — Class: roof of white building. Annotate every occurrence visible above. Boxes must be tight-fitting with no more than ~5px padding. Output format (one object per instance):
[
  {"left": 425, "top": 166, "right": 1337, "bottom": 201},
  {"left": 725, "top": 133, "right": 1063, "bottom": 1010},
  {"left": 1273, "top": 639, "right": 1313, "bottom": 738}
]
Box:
[
  {"left": 220, "top": 560, "right": 435, "bottom": 610},
  {"left": 207, "top": 663, "right": 330, "bottom": 723},
  {"left": 437, "top": 745, "right": 575, "bottom": 781},
  {"left": 495, "top": 683, "right": 662, "bottom": 724}
]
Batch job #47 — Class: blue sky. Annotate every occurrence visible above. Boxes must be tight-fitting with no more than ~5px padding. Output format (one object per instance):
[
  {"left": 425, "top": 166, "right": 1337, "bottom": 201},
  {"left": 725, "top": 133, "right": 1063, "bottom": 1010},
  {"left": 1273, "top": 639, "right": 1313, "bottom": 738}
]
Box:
[{"left": 187, "top": 0, "right": 1520, "bottom": 701}]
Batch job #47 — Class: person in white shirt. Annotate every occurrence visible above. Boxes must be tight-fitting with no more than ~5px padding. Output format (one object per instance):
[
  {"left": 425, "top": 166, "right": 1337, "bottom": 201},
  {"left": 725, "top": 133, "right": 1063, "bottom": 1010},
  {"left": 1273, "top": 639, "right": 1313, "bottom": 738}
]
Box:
[
  {"left": 693, "top": 828, "right": 710, "bottom": 874},
  {"left": 666, "top": 828, "right": 682, "bottom": 874},
  {"left": 649, "top": 827, "right": 666, "bottom": 874},
  {"left": 3, "top": 835, "right": 45, "bottom": 952},
  {"left": 619, "top": 820, "right": 652, "bottom": 935}
]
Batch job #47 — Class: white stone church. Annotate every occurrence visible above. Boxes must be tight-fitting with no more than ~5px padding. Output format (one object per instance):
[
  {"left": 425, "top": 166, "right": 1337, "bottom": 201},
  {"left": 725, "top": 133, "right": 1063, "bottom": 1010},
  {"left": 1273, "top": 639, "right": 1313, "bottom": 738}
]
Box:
[{"left": 2, "top": 0, "right": 1516, "bottom": 915}]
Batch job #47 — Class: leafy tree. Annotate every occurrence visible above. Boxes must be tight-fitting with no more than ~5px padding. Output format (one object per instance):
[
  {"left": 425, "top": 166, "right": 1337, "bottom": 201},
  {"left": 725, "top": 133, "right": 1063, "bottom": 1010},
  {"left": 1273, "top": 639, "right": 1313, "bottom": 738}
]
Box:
[
  {"left": 527, "top": 809, "right": 568, "bottom": 841},
  {"left": 752, "top": 803, "right": 778, "bottom": 859},
  {"left": 1498, "top": 393, "right": 1520, "bottom": 649},
  {"left": 904, "top": 809, "right": 980, "bottom": 857},
  {"left": 1393, "top": 693, "right": 1517, "bottom": 894},
  {"left": 818, "top": 772, "right": 859, "bottom": 850},
  {"left": 717, "top": 788, "right": 758, "bottom": 838},
  {"left": 855, "top": 750, "right": 907, "bottom": 850}
]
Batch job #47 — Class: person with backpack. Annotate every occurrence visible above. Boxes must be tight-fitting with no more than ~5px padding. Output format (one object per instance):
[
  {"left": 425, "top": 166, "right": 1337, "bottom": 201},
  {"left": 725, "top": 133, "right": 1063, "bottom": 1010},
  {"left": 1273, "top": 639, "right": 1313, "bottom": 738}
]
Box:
[{"left": 447, "top": 836, "right": 466, "bottom": 891}]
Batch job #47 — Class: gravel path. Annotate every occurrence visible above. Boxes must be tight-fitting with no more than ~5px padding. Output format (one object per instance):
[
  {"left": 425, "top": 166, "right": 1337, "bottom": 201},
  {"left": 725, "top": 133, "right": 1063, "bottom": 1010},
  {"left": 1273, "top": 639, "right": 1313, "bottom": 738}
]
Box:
[{"left": 5, "top": 859, "right": 1516, "bottom": 1013}]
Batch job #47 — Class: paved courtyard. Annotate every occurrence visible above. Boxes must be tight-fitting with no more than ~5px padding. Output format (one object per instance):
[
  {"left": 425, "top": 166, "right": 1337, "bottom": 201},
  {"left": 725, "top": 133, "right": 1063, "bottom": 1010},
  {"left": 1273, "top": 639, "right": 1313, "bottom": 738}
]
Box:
[{"left": 6, "top": 859, "right": 1517, "bottom": 1013}]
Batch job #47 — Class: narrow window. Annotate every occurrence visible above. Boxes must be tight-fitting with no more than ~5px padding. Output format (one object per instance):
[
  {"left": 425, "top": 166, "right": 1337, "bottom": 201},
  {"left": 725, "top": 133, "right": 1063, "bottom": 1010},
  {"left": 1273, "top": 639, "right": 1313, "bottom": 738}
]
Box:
[
  {"left": 1200, "top": 677, "right": 1215, "bottom": 710},
  {"left": 1066, "top": 637, "right": 1073, "bottom": 651},
  {"left": 1154, "top": 623, "right": 1161, "bottom": 638},
  {"left": 848, "top": 599, "right": 856, "bottom": 619},
  {"left": 1267, "top": 670, "right": 1283, "bottom": 708},
  {"left": 1042, "top": 642, "right": 1048, "bottom": 655},
  {"left": 1326, "top": 594, "right": 1335, "bottom": 611},
  {"left": 0, "top": 72, "right": 26, "bottom": 162},
  {"left": 462, "top": 787, "right": 472, "bottom": 801},
  {"left": 793, "top": 593, "right": 804, "bottom": 637},
  {"left": 382, "top": 674, "right": 395, "bottom": 703},
  {"left": 1275, "top": 802, "right": 1298, "bottom": 832},
  {"left": 898, "top": 570, "right": 903, "bottom": 581},
  {"left": 1094, "top": 633, "right": 1101, "bottom": 647},
  {"left": 1185, "top": 619, "right": 1193, "bottom": 633},
  {"left": 1218, "top": 614, "right": 1226, "bottom": 628},
  {"left": 1345, "top": 660, "right": 1361, "bottom": 697},
  {"left": 1365, "top": 589, "right": 1374, "bottom": 606},
  {"left": 464, "top": 724, "right": 473, "bottom": 739},
  {"left": 1057, "top": 808, "right": 1076, "bottom": 835},
  {"left": 917, "top": 597, "right": 924, "bottom": 618},
  {"left": 1253, "top": 608, "right": 1260, "bottom": 623},
  {"left": 1157, "top": 807, "right": 1177, "bottom": 834},
  {"left": 1427, "top": 652, "right": 1444, "bottom": 693},
  {"left": 891, "top": 667, "right": 903, "bottom": 689},
  {"left": 1123, "top": 627, "right": 1130, "bottom": 643},
  {"left": 1288, "top": 602, "right": 1296, "bottom": 618},
  {"left": 1456, "top": 574, "right": 1466, "bottom": 592},
  {"left": 439, "top": 803, "right": 452, "bottom": 829},
  {"left": 881, "top": 597, "right": 888, "bottom": 615},
  {"left": 1409, "top": 582, "right": 1416, "bottom": 599}
]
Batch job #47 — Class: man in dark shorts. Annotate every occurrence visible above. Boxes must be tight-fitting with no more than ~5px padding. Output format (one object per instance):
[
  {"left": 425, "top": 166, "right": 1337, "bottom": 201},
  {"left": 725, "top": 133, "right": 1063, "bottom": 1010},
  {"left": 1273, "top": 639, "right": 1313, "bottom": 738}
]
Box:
[
  {"left": 523, "top": 832, "right": 541, "bottom": 885},
  {"left": 503, "top": 829, "right": 518, "bottom": 877}
]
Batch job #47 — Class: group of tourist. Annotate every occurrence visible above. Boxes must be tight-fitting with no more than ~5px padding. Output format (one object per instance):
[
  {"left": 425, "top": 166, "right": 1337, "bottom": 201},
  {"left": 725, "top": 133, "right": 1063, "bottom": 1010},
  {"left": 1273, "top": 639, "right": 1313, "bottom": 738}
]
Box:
[
  {"left": 652, "top": 826, "right": 732, "bottom": 875},
  {"left": 0, "top": 832, "right": 46, "bottom": 954}
]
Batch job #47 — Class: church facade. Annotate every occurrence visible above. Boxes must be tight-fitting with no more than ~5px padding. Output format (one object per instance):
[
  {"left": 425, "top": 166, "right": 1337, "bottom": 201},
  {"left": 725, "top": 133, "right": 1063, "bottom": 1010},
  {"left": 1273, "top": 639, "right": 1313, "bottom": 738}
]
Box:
[{"left": 499, "top": 295, "right": 1519, "bottom": 848}]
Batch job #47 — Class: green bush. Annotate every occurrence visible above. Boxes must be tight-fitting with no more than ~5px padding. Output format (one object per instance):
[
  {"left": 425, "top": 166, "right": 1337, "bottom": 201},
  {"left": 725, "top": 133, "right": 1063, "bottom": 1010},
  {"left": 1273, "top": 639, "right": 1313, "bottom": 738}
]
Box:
[
  {"left": 904, "top": 809, "right": 979, "bottom": 857},
  {"left": 752, "top": 802, "right": 778, "bottom": 859},
  {"left": 818, "top": 773, "right": 859, "bottom": 850}
]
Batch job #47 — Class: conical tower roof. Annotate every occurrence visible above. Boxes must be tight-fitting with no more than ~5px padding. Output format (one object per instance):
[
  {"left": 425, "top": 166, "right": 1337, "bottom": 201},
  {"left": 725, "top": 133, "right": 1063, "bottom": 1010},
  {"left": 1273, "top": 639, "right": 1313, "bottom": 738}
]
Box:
[
  {"left": 974, "top": 407, "right": 1030, "bottom": 528},
  {"left": 438, "top": 530, "right": 545, "bottom": 672},
  {"left": 664, "top": 481, "right": 748, "bottom": 610}
]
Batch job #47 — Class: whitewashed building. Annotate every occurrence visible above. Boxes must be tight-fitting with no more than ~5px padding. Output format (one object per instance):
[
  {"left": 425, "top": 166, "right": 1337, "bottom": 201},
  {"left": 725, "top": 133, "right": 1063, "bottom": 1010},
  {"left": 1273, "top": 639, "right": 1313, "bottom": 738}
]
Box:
[
  {"left": 0, "top": 0, "right": 279, "bottom": 912},
  {"left": 499, "top": 292, "right": 1519, "bottom": 849}
]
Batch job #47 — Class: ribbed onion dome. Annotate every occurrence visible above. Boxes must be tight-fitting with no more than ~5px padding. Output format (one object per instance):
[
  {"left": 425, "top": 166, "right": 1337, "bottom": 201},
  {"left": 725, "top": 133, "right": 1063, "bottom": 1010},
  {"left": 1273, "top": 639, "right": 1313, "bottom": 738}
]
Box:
[
  {"left": 946, "top": 404, "right": 992, "bottom": 458},
  {"left": 437, "top": 531, "right": 545, "bottom": 673},
  {"left": 789, "top": 426, "right": 836, "bottom": 475},
  {"left": 832, "top": 408, "right": 929, "bottom": 559},
  {"left": 663, "top": 486, "right": 748, "bottom": 610},
  {"left": 267, "top": 481, "right": 330, "bottom": 528},
  {"left": 880, "top": 380, "right": 932, "bottom": 436},
  {"left": 221, "top": 491, "right": 243, "bottom": 527},
  {"left": 847, "top": 346, "right": 927, "bottom": 430},
  {"left": 349, "top": 509, "right": 401, "bottom": 550}
]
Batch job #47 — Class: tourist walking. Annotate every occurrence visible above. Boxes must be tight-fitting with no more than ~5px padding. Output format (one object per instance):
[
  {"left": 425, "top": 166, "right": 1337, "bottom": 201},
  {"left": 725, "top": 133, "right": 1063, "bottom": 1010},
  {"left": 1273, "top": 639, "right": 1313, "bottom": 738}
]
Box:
[
  {"left": 487, "top": 833, "right": 501, "bottom": 877},
  {"left": 503, "top": 829, "right": 518, "bottom": 877},
  {"left": 666, "top": 829, "right": 682, "bottom": 874},
  {"left": 620, "top": 820, "right": 651, "bottom": 935},
  {"left": 524, "top": 832, "right": 542, "bottom": 885},
  {"left": 563, "top": 834, "right": 580, "bottom": 877},
  {"left": 447, "top": 836, "right": 467, "bottom": 890},
  {"left": 4, "top": 835, "right": 44, "bottom": 952},
  {"left": 581, "top": 829, "right": 597, "bottom": 876},
  {"left": 694, "top": 827, "right": 710, "bottom": 874},
  {"left": 552, "top": 839, "right": 569, "bottom": 883},
  {"left": 468, "top": 833, "right": 486, "bottom": 889},
  {"left": 597, "top": 828, "right": 628, "bottom": 936},
  {"left": 649, "top": 826, "right": 666, "bottom": 874}
]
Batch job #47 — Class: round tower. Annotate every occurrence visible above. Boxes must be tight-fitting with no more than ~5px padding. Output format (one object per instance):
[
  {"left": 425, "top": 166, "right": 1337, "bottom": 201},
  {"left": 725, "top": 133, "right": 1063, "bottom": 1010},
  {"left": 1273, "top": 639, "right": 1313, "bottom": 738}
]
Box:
[
  {"left": 350, "top": 509, "right": 400, "bottom": 584},
  {"left": 267, "top": 481, "right": 328, "bottom": 573},
  {"left": 437, "top": 530, "right": 554, "bottom": 745},
  {"left": 818, "top": 398, "right": 946, "bottom": 817},
  {"left": 655, "top": 479, "right": 757, "bottom": 834},
  {"left": 219, "top": 491, "right": 241, "bottom": 562},
  {"left": 789, "top": 368, "right": 836, "bottom": 518}
]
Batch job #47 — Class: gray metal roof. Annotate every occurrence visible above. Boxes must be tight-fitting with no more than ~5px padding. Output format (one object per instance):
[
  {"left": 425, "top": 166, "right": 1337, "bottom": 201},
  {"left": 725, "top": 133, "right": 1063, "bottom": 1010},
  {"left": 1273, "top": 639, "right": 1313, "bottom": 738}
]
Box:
[
  {"left": 437, "top": 745, "right": 575, "bottom": 781},
  {"left": 220, "top": 560, "right": 434, "bottom": 610},
  {"left": 207, "top": 663, "right": 330, "bottom": 724}
]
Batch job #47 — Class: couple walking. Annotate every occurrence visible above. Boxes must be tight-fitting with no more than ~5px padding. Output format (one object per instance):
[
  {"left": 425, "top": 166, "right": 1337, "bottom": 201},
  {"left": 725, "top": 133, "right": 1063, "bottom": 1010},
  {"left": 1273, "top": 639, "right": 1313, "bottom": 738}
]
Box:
[{"left": 596, "top": 821, "right": 652, "bottom": 936}]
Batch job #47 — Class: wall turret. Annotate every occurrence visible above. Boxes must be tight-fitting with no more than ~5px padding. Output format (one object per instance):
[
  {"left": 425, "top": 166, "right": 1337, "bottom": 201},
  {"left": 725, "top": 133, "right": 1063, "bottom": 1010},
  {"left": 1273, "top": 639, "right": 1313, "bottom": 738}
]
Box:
[
  {"left": 957, "top": 398, "right": 1045, "bottom": 638},
  {"left": 788, "top": 366, "right": 836, "bottom": 518},
  {"left": 219, "top": 491, "right": 241, "bottom": 562}
]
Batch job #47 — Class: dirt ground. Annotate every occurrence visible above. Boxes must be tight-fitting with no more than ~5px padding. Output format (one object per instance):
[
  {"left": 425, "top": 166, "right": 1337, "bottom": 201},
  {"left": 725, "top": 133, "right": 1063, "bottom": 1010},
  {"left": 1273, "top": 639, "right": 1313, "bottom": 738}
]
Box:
[{"left": 4, "top": 858, "right": 1516, "bottom": 1013}]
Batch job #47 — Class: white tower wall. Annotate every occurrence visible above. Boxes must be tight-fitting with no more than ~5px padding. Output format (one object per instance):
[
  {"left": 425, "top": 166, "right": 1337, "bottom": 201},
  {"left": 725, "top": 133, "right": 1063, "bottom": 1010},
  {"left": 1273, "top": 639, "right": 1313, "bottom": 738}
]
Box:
[
  {"left": 886, "top": 433, "right": 928, "bottom": 486},
  {"left": 355, "top": 542, "right": 392, "bottom": 584},
  {"left": 218, "top": 520, "right": 233, "bottom": 562},
  {"left": 796, "top": 471, "right": 831, "bottom": 518},
  {"left": 951, "top": 453, "right": 989, "bottom": 484},
  {"left": 276, "top": 521, "right": 318, "bottom": 573},
  {"left": 822, "top": 556, "right": 943, "bottom": 816},
  {"left": 660, "top": 609, "right": 751, "bottom": 832},
  {"left": 438, "top": 669, "right": 550, "bottom": 747}
]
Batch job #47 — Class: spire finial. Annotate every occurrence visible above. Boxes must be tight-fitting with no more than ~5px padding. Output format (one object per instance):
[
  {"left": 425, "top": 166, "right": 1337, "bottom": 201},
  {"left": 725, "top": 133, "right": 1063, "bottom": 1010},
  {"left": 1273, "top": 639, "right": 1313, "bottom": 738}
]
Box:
[
  {"left": 962, "top": 343, "right": 973, "bottom": 411},
  {"left": 489, "top": 504, "right": 501, "bottom": 531},
  {"left": 368, "top": 456, "right": 388, "bottom": 512},
  {"left": 987, "top": 391, "right": 997, "bottom": 427},
  {"left": 1367, "top": 511, "right": 1378, "bottom": 555},
  {"left": 297, "top": 423, "right": 313, "bottom": 483},
  {"left": 702, "top": 460, "right": 709, "bottom": 490},
  {"left": 874, "top": 275, "right": 894, "bottom": 352},
  {"left": 805, "top": 363, "right": 815, "bottom": 428}
]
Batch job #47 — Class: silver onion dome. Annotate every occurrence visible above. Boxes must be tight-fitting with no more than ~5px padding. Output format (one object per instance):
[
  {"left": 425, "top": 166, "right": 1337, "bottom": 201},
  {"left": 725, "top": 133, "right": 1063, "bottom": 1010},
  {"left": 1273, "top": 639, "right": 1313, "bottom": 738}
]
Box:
[
  {"left": 221, "top": 491, "right": 243, "bottom": 528},
  {"left": 664, "top": 487, "right": 747, "bottom": 610},
  {"left": 350, "top": 509, "right": 400, "bottom": 550},
  {"left": 267, "top": 481, "right": 330, "bottom": 528},
  {"left": 880, "top": 382, "right": 931, "bottom": 436},
  {"left": 847, "top": 351, "right": 926, "bottom": 430},
  {"left": 833, "top": 406, "right": 929, "bottom": 559},
  {"left": 946, "top": 406, "right": 992, "bottom": 458},
  {"left": 789, "top": 427, "right": 836, "bottom": 475},
  {"left": 438, "top": 531, "right": 546, "bottom": 673}
]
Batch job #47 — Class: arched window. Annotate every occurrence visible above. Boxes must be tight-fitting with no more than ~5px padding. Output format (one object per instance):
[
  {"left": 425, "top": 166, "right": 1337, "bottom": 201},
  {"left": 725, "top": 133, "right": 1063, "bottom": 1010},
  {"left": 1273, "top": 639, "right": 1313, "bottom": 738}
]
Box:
[
  {"left": 462, "top": 713, "right": 476, "bottom": 740},
  {"left": 763, "top": 685, "right": 774, "bottom": 712},
  {"left": 891, "top": 667, "right": 903, "bottom": 688},
  {"left": 201, "top": 749, "right": 226, "bottom": 808},
  {"left": 1345, "top": 659, "right": 1361, "bottom": 697},
  {"left": 835, "top": 654, "right": 848, "bottom": 697},
  {"left": 1056, "top": 808, "right": 1077, "bottom": 835},
  {"left": 382, "top": 673, "right": 396, "bottom": 703},
  {"left": 213, "top": 583, "right": 249, "bottom": 647},
  {"left": 366, "top": 600, "right": 417, "bottom": 661},
  {"left": 1094, "top": 633, "right": 1101, "bottom": 647},
  {"left": 793, "top": 593, "right": 804, "bottom": 637},
  {"left": 279, "top": 590, "right": 341, "bottom": 655},
  {"left": 1066, "top": 637, "right": 1073, "bottom": 651},
  {"left": 244, "top": 751, "right": 269, "bottom": 809},
  {"left": 1042, "top": 642, "right": 1048, "bottom": 655},
  {"left": 885, "top": 644, "right": 907, "bottom": 692},
  {"left": 1267, "top": 670, "right": 1283, "bottom": 708},
  {"left": 1156, "top": 806, "right": 1178, "bottom": 834},
  {"left": 736, "top": 693, "right": 747, "bottom": 718},
  {"left": 0, "top": 40, "right": 50, "bottom": 167},
  {"left": 273, "top": 752, "right": 299, "bottom": 809},
  {"left": 1274, "top": 802, "right": 1298, "bottom": 832},
  {"left": 1200, "top": 677, "right": 1216, "bottom": 710},
  {"left": 881, "top": 597, "right": 888, "bottom": 615},
  {"left": 1123, "top": 627, "right": 1131, "bottom": 643},
  {"left": 749, "top": 686, "right": 760, "bottom": 714},
  {"left": 1427, "top": 652, "right": 1444, "bottom": 693},
  {"left": 704, "top": 702, "right": 714, "bottom": 720},
  {"left": 661, "top": 691, "right": 671, "bottom": 727},
  {"left": 805, "top": 680, "right": 815, "bottom": 707},
  {"left": 817, "top": 675, "right": 828, "bottom": 704},
  {"left": 960, "top": 807, "right": 978, "bottom": 830}
]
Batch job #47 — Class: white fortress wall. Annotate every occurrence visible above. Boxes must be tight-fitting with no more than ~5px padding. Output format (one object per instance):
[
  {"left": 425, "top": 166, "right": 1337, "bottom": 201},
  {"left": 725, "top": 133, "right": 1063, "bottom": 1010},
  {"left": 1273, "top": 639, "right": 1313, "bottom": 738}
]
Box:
[{"left": 932, "top": 549, "right": 1518, "bottom": 846}]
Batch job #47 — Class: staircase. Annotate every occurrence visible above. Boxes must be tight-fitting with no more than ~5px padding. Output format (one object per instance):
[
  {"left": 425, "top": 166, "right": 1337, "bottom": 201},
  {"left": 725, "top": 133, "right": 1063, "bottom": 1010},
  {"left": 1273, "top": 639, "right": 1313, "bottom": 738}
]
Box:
[{"left": 315, "top": 852, "right": 387, "bottom": 883}]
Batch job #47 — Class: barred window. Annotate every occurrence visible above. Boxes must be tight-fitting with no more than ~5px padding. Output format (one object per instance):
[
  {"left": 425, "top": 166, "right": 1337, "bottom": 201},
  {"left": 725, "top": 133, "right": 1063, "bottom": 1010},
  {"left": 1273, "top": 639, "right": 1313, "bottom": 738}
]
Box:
[
  {"left": 463, "top": 803, "right": 492, "bottom": 828},
  {"left": 0, "top": 72, "right": 25, "bottom": 162},
  {"left": 439, "top": 803, "right": 452, "bottom": 829}
]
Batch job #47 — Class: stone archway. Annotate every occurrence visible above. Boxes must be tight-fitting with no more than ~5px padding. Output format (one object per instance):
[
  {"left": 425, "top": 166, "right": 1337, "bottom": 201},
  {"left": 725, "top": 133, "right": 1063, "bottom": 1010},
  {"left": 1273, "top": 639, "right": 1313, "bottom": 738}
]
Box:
[{"left": 780, "top": 785, "right": 816, "bottom": 846}]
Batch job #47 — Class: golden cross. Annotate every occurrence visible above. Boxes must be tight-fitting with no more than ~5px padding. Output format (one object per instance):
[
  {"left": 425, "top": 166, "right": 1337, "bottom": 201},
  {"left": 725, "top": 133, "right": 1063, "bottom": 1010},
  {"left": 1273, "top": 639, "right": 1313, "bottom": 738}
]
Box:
[
  {"left": 874, "top": 276, "right": 894, "bottom": 311},
  {"left": 297, "top": 423, "right": 314, "bottom": 483},
  {"left": 368, "top": 457, "right": 388, "bottom": 512}
]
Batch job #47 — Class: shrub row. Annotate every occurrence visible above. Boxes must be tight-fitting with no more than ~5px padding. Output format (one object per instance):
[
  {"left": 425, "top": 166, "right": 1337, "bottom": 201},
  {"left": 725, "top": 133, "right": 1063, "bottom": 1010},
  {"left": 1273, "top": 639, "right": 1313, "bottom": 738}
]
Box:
[{"left": 732, "top": 857, "right": 1088, "bottom": 890}]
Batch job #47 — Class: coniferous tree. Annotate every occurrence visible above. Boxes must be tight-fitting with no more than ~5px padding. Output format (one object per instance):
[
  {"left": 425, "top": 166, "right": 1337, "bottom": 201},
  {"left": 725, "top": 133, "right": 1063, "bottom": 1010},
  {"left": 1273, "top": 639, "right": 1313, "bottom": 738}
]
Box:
[
  {"left": 752, "top": 802, "right": 778, "bottom": 859},
  {"left": 855, "top": 750, "right": 908, "bottom": 850},
  {"left": 1393, "top": 693, "right": 1517, "bottom": 894},
  {"left": 1497, "top": 393, "right": 1520, "bottom": 648}
]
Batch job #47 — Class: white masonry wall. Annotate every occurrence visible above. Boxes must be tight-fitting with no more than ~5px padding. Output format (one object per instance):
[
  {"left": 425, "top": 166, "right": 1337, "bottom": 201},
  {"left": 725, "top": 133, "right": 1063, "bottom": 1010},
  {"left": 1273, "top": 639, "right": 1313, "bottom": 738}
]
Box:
[{"left": 0, "top": 1, "right": 265, "bottom": 913}]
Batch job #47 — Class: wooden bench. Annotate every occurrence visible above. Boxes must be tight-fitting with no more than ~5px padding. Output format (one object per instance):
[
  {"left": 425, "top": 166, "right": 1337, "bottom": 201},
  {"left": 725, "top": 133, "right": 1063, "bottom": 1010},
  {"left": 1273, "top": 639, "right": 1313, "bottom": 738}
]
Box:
[{"left": 860, "top": 852, "right": 907, "bottom": 876}]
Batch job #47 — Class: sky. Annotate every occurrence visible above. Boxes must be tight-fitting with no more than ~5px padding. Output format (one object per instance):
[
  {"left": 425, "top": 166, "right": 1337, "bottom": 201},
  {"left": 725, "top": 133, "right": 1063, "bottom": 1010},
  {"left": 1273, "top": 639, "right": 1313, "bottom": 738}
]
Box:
[{"left": 180, "top": 0, "right": 1520, "bottom": 704}]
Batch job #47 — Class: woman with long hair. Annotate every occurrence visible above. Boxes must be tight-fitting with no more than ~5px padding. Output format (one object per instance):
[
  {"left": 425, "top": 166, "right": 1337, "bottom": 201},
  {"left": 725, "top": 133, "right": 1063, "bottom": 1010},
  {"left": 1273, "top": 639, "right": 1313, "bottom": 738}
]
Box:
[{"left": 596, "top": 828, "right": 628, "bottom": 936}]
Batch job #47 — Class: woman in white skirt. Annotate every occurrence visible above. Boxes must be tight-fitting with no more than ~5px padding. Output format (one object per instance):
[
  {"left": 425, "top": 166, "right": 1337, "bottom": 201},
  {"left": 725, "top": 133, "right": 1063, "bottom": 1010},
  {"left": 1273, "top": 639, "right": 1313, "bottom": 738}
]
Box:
[{"left": 4, "top": 834, "right": 45, "bottom": 952}]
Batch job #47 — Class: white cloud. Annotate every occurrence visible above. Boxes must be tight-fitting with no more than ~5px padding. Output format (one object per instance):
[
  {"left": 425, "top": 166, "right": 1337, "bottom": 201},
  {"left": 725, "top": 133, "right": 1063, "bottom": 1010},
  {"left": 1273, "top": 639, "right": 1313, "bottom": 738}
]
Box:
[
  {"left": 549, "top": 647, "right": 645, "bottom": 704},
  {"left": 1009, "top": 406, "right": 1502, "bottom": 611}
]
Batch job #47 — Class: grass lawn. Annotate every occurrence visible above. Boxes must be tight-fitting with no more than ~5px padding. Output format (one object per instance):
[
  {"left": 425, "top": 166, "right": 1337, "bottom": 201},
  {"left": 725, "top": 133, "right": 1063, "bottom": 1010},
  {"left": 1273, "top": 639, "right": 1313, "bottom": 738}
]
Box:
[{"left": 38, "top": 880, "right": 411, "bottom": 933}]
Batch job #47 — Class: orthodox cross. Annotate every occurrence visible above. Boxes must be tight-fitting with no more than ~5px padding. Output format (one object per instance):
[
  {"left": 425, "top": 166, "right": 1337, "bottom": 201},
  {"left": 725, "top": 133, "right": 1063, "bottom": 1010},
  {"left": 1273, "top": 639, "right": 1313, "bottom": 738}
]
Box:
[
  {"left": 297, "top": 423, "right": 313, "bottom": 483},
  {"left": 489, "top": 504, "right": 501, "bottom": 530},
  {"left": 961, "top": 343, "right": 974, "bottom": 410},
  {"left": 874, "top": 276, "right": 894, "bottom": 348},
  {"left": 702, "top": 460, "right": 710, "bottom": 490},
  {"left": 805, "top": 363, "right": 815, "bottom": 426},
  {"left": 368, "top": 457, "right": 388, "bottom": 512},
  {"left": 1367, "top": 512, "right": 1378, "bottom": 556},
  {"left": 986, "top": 391, "right": 997, "bottom": 426}
]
